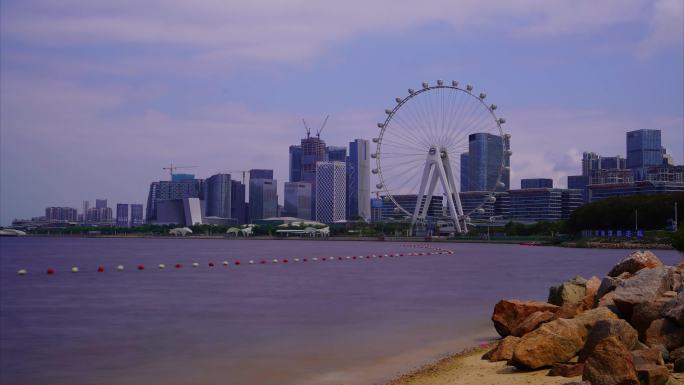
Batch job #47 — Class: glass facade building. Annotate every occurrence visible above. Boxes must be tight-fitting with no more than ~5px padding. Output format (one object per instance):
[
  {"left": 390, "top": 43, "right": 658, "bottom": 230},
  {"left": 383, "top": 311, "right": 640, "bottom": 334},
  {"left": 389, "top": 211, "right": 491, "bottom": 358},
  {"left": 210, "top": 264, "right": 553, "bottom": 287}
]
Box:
[
  {"left": 346, "top": 139, "right": 370, "bottom": 221},
  {"left": 249, "top": 177, "right": 278, "bottom": 221},
  {"left": 289, "top": 145, "right": 302, "bottom": 182},
  {"left": 379, "top": 195, "right": 443, "bottom": 221},
  {"left": 284, "top": 182, "right": 312, "bottom": 219},
  {"left": 326, "top": 146, "right": 347, "bottom": 162},
  {"left": 315, "top": 161, "right": 346, "bottom": 223},
  {"left": 205, "top": 174, "right": 232, "bottom": 219},
  {"left": 130, "top": 204, "right": 144, "bottom": 226},
  {"left": 462, "top": 133, "right": 510, "bottom": 192},
  {"left": 116, "top": 203, "right": 129, "bottom": 227},
  {"left": 146, "top": 179, "right": 204, "bottom": 221},
  {"left": 626, "top": 129, "right": 662, "bottom": 179}
]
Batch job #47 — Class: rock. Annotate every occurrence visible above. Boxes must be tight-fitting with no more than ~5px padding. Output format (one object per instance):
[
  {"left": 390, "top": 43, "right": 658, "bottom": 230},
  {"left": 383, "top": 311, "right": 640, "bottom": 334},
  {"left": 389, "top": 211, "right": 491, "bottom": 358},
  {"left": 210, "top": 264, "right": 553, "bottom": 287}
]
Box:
[
  {"left": 582, "top": 336, "right": 639, "bottom": 385},
  {"left": 511, "top": 307, "right": 618, "bottom": 369},
  {"left": 549, "top": 276, "right": 588, "bottom": 307},
  {"left": 491, "top": 299, "right": 559, "bottom": 337},
  {"left": 636, "top": 364, "right": 670, "bottom": 385},
  {"left": 561, "top": 382, "right": 591, "bottom": 385},
  {"left": 548, "top": 363, "right": 585, "bottom": 377},
  {"left": 511, "top": 311, "right": 555, "bottom": 337},
  {"left": 484, "top": 336, "right": 520, "bottom": 362},
  {"left": 612, "top": 266, "right": 674, "bottom": 319},
  {"left": 632, "top": 348, "right": 665, "bottom": 366},
  {"left": 607, "top": 250, "right": 662, "bottom": 277},
  {"left": 581, "top": 276, "right": 601, "bottom": 309},
  {"left": 632, "top": 296, "right": 675, "bottom": 340},
  {"left": 674, "top": 358, "right": 684, "bottom": 372},
  {"left": 554, "top": 303, "right": 583, "bottom": 320},
  {"left": 579, "top": 319, "right": 638, "bottom": 362},
  {"left": 597, "top": 291, "right": 621, "bottom": 315},
  {"left": 645, "top": 318, "right": 684, "bottom": 350},
  {"left": 662, "top": 291, "right": 684, "bottom": 326},
  {"left": 670, "top": 346, "right": 684, "bottom": 362},
  {"left": 596, "top": 276, "right": 621, "bottom": 300}
]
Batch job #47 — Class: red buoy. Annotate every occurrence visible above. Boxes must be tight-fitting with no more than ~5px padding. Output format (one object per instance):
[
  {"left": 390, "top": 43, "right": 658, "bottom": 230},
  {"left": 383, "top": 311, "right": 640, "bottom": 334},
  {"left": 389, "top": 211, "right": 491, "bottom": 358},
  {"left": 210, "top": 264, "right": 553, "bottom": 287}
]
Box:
[
  {"left": 303, "top": 258, "right": 308, "bottom": 262},
  {"left": 260, "top": 260, "right": 266, "bottom": 264},
  {"left": 283, "top": 259, "right": 288, "bottom": 263},
  {"left": 352, "top": 256, "right": 357, "bottom": 260},
  {"left": 137, "top": 264, "right": 144, "bottom": 270},
  {"left": 208, "top": 262, "right": 215, "bottom": 267},
  {"left": 46, "top": 268, "right": 55, "bottom": 275},
  {"left": 97, "top": 266, "right": 105, "bottom": 272},
  {"left": 175, "top": 263, "right": 182, "bottom": 268},
  {"left": 235, "top": 261, "right": 240, "bottom": 265}
]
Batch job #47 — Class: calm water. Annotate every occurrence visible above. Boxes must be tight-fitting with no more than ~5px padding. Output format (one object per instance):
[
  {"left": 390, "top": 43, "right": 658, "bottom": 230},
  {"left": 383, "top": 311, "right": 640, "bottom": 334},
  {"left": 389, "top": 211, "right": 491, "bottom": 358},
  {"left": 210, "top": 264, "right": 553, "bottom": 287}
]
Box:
[{"left": 1, "top": 237, "right": 681, "bottom": 385}]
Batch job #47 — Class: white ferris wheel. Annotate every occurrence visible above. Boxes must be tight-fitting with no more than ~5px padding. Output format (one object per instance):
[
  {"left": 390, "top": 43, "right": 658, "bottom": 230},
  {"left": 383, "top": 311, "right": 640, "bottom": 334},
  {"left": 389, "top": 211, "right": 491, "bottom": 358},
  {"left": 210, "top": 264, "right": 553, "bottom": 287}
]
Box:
[{"left": 372, "top": 80, "right": 510, "bottom": 234}]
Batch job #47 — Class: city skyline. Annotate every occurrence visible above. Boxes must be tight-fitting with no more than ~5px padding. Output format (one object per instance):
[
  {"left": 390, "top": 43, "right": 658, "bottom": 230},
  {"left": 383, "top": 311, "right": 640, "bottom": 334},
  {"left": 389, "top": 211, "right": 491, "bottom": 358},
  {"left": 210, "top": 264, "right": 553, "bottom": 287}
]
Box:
[{"left": 2, "top": 1, "right": 683, "bottom": 225}]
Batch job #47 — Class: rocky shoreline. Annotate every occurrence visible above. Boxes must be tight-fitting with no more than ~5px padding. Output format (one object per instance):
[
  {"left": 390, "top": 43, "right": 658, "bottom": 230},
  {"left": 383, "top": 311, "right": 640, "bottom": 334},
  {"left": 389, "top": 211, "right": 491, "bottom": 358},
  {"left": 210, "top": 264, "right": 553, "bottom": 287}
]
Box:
[
  {"left": 388, "top": 250, "right": 683, "bottom": 385},
  {"left": 486, "top": 250, "right": 683, "bottom": 385}
]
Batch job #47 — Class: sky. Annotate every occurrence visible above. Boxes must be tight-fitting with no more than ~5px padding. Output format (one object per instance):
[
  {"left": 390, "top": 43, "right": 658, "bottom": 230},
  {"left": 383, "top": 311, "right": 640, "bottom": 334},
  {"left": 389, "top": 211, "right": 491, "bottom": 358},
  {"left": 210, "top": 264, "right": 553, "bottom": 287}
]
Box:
[{"left": 1, "top": 0, "right": 683, "bottom": 225}]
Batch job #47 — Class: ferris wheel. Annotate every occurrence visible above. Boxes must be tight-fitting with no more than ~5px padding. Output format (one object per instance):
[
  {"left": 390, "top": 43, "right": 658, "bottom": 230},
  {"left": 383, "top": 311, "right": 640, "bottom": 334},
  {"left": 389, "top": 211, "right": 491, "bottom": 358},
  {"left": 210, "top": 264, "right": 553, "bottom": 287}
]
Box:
[{"left": 372, "top": 80, "right": 510, "bottom": 233}]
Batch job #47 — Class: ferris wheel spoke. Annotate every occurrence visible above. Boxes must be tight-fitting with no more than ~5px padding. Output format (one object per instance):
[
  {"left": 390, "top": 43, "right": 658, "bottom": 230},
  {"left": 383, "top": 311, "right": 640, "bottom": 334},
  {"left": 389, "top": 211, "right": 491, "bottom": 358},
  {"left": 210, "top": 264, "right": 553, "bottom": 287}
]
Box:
[
  {"left": 389, "top": 109, "right": 433, "bottom": 147},
  {"left": 389, "top": 115, "right": 433, "bottom": 148},
  {"left": 381, "top": 133, "right": 429, "bottom": 152}
]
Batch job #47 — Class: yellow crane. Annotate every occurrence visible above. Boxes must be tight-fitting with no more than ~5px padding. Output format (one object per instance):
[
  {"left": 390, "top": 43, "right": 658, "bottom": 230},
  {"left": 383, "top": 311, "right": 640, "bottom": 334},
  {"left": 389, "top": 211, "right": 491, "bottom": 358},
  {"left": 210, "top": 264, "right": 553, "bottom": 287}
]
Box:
[{"left": 162, "top": 164, "right": 198, "bottom": 180}]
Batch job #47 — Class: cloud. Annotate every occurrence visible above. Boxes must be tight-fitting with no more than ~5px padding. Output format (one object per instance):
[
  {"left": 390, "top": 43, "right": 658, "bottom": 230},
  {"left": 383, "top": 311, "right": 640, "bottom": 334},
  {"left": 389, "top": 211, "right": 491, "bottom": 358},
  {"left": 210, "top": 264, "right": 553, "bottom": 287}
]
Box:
[
  {"left": 1, "top": 0, "right": 677, "bottom": 71},
  {"left": 637, "top": 0, "right": 684, "bottom": 56}
]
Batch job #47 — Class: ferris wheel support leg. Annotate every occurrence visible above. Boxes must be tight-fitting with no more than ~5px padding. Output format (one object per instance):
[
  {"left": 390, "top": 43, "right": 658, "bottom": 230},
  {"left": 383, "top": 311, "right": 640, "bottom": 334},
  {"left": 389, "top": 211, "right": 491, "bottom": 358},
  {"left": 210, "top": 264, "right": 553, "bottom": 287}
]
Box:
[
  {"left": 411, "top": 158, "right": 434, "bottom": 229},
  {"left": 421, "top": 167, "right": 440, "bottom": 232},
  {"left": 434, "top": 156, "right": 463, "bottom": 234},
  {"left": 440, "top": 154, "right": 467, "bottom": 233}
]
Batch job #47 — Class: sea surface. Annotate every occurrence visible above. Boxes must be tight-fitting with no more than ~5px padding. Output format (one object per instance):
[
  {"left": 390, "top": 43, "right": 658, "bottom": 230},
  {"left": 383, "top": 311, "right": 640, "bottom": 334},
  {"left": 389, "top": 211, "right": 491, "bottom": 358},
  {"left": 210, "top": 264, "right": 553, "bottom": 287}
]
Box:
[{"left": 1, "top": 237, "right": 681, "bottom": 385}]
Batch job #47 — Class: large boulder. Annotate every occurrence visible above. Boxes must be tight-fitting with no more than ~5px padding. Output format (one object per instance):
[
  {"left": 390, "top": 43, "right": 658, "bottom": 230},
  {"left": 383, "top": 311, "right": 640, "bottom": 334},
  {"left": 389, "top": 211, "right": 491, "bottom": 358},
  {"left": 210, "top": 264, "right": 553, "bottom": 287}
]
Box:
[
  {"left": 548, "top": 362, "right": 584, "bottom": 377},
  {"left": 511, "top": 307, "right": 617, "bottom": 369},
  {"left": 511, "top": 310, "right": 555, "bottom": 337},
  {"left": 607, "top": 250, "right": 662, "bottom": 277},
  {"left": 670, "top": 346, "right": 684, "bottom": 363},
  {"left": 491, "top": 299, "right": 559, "bottom": 337},
  {"left": 581, "top": 276, "right": 601, "bottom": 310},
  {"left": 645, "top": 318, "right": 684, "bottom": 350},
  {"left": 579, "top": 319, "right": 638, "bottom": 362},
  {"left": 612, "top": 266, "right": 675, "bottom": 319},
  {"left": 549, "top": 276, "right": 587, "bottom": 307},
  {"left": 636, "top": 364, "right": 670, "bottom": 385},
  {"left": 662, "top": 291, "right": 684, "bottom": 326},
  {"left": 632, "top": 296, "right": 676, "bottom": 340},
  {"left": 483, "top": 335, "right": 520, "bottom": 362},
  {"left": 582, "top": 336, "right": 639, "bottom": 385}
]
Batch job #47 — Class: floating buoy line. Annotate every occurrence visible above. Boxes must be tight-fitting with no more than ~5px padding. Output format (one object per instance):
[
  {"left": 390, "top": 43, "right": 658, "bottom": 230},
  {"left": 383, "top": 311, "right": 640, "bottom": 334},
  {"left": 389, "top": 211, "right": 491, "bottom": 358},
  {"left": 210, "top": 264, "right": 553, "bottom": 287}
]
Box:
[{"left": 15, "top": 244, "right": 454, "bottom": 276}]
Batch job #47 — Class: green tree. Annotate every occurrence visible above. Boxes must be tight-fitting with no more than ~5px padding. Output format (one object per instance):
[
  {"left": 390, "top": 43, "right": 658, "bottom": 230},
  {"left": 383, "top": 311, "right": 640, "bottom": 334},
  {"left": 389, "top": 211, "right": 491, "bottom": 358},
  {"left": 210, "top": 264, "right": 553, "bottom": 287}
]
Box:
[{"left": 673, "top": 225, "right": 684, "bottom": 253}]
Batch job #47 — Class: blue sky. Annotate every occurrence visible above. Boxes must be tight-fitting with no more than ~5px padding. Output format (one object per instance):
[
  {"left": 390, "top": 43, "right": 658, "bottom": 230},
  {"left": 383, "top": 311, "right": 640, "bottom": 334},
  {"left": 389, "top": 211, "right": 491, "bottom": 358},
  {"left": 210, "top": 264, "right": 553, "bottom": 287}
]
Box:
[{"left": 1, "top": 0, "right": 683, "bottom": 224}]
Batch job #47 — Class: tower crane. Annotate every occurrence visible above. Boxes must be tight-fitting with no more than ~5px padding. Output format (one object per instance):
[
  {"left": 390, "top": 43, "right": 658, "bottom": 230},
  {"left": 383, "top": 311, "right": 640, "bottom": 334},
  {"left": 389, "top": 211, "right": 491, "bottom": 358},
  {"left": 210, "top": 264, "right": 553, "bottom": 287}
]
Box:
[
  {"left": 222, "top": 170, "right": 250, "bottom": 184},
  {"left": 162, "top": 164, "right": 198, "bottom": 180}
]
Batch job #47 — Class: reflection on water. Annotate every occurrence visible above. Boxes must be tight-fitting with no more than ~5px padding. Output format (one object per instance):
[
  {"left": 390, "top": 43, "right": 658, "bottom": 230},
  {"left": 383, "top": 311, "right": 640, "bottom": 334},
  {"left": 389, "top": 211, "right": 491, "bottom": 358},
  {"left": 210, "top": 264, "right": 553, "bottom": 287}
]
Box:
[{"left": 1, "top": 238, "right": 681, "bottom": 385}]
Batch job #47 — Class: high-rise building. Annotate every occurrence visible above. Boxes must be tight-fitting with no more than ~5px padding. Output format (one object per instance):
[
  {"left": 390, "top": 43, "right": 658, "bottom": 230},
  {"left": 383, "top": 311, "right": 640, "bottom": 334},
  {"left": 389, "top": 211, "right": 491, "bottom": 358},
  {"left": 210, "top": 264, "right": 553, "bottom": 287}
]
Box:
[
  {"left": 205, "top": 174, "right": 232, "bottom": 219},
  {"left": 45, "top": 207, "right": 78, "bottom": 222},
  {"left": 284, "top": 182, "right": 312, "bottom": 219},
  {"left": 459, "top": 191, "right": 510, "bottom": 222},
  {"left": 315, "top": 161, "right": 346, "bottom": 223},
  {"left": 462, "top": 133, "right": 510, "bottom": 192},
  {"left": 86, "top": 207, "right": 113, "bottom": 223},
  {"left": 626, "top": 129, "right": 662, "bottom": 170},
  {"left": 460, "top": 153, "right": 469, "bottom": 192},
  {"left": 82, "top": 200, "right": 90, "bottom": 223},
  {"left": 590, "top": 169, "right": 634, "bottom": 185},
  {"left": 130, "top": 204, "right": 144, "bottom": 226},
  {"left": 326, "top": 146, "right": 347, "bottom": 162},
  {"left": 301, "top": 135, "right": 327, "bottom": 214},
  {"left": 289, "top": 145, "right": 303, "bottom": 182},
  {"left": 116, "top": 204, "right": 129, "bottom": 227},
  {"left": 249, "top": 176, "right": 278, "bottom": 221},
  {"left": 588, "top": 181, "right": 684, "bottom": 202},
  {"left": 370, "top": 198, "right": 383, "bottom": 223},
  {"left": 567, "top": 175, "right": 589, "bottom": 202},
  {"left": 346, "top": 139, "right": 370, "bottom": 221},
  {"left": 95, "top": 199, "right": 107, "bottom": 209},
  {"left": 508, "top": 188, "right": 582, "bottom": 222},
  {"left": 172, "top": 173, "right": 196, "bottom": 181},
  {"left": 521, "top": 178, "right": 553, "bottom": 189},
  {"left": 146, "top": 178, "right": 204, "bottom": 221},
  {"left": 249, "top": 169, "right": 274, "bottom": 180},
  {"left": 230, "top": 180, "right": 246, "bottom": 224}
]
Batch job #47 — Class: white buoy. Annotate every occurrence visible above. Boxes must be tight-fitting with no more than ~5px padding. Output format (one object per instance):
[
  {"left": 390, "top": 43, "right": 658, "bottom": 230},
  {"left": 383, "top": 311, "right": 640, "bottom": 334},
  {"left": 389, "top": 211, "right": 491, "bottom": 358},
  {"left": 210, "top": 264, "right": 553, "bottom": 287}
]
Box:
[
  {"left": 249, "top": 260, "right": 255, "bottom": 264},
  {"left": 192, "top": 262, "right": 199, "bottom": 268},
  {"left": 158, "top": 264, "right": 166, "bottom": 269},
  {"left": 312, "top": 257, "right": 318, "bottom": 261},
  {"left": 222, "top": 261, "right": 229, "bottom": 266},
  {"left": 116, "top": 265, "right": 124, "bottom": 271},
  {"left": 293, "top": 258, "right": 300, "bottom": 262},
  {"left": 272, "top": 259, "right": 279, "bottom": 263},
  {"left": 17, "top": 269, "right": 27, "bottom": 275},
  {"left": 345, "top": 256, "right": 351, "bottom": 259},
  {"left": 71, "top": 267, "right": 79, "bottom": 273}
]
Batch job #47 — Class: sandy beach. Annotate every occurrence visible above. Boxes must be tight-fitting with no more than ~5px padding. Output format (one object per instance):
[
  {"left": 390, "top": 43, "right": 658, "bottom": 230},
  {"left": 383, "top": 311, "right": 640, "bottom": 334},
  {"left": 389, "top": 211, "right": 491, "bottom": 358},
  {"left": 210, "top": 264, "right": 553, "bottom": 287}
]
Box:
[{"left": 386, "top": 346, "right": 579, "bottom": 385}]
